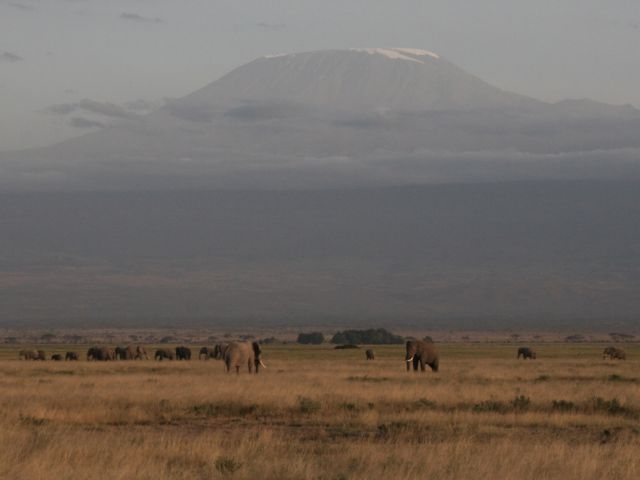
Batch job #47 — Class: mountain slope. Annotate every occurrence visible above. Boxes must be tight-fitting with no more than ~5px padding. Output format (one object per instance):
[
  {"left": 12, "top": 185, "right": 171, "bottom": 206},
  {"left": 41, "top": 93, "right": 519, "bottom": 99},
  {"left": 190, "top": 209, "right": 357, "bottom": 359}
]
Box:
[{"left": 1, "top": 48, "right": 640, "bottom": 191}]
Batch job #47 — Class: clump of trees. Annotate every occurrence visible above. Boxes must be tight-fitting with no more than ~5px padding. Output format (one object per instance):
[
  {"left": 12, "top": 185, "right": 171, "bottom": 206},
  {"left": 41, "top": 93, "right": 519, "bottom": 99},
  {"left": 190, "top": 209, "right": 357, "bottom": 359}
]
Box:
[
  {"left": 297, "top": 332, "right": 325, "bottom": 345},
  {"left": 330, "top": 328, "right": 404, "bottom": 345}
]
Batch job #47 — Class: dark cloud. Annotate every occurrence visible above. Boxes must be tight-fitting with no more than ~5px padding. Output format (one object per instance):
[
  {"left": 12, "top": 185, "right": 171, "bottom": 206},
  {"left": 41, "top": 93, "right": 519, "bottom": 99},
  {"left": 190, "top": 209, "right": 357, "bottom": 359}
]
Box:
[
  {"left": 46, "top": 104, "right": 78, "bottom": 115},
  {"left": 124, "top": 99, "right": 160, "bottom": 112},
  {"left": 120, "top": 12, "right": 163, "bottom": 24},
  {"left": 76, "top": 99, "right": 134, "bottom": 118},
  {"left": 45, "top": 99, "right": 136, "bottom": 119},
  {"left": 0, "top": 51, "right": 23, "bottom": 63},
  {"left": 224, "top": 102, "right": 303, "bottom": 121},
  {"left": 68, "top": 117, "right": 104, "bottom": 129},
  {"left": 164, "top": 100, "right": 216, "bottom": 123}
]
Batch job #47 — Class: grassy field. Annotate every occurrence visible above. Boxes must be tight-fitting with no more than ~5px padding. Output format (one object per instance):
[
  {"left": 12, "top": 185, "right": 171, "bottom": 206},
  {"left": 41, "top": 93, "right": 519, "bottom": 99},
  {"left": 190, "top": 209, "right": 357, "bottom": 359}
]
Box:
[{"left": 0, "top": 343, "right": 639, "bottom": 479}]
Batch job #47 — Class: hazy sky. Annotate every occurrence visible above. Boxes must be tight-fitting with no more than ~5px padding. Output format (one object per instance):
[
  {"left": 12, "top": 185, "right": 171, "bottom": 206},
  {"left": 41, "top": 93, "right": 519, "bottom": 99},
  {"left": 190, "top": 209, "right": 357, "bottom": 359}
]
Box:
[{"left": 1, "top": 0, "right": 639, "bottom": 150}]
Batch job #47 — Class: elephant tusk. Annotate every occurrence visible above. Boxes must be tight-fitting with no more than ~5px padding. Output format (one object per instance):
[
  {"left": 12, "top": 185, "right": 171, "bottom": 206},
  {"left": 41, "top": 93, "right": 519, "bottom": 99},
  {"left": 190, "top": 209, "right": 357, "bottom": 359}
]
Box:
[
  {"left": 406, "top": 356, "right": 414, "bottom": 362},
  {"left": 259, "top": 360, "right": 267, "bottom": 368}
]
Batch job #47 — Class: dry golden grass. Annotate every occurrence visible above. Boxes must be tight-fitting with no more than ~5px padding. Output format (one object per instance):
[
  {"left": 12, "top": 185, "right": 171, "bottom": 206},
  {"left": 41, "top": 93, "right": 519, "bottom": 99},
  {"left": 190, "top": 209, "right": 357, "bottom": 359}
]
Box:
[{"left": 0, "top": 343, "right": 639, "bottom": 479}]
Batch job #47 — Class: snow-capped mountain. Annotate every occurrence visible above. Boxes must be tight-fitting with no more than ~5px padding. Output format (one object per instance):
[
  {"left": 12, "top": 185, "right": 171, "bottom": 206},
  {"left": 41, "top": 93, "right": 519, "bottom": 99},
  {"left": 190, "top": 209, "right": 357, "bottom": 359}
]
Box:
[{"left": 2, "top": 48, "right": 640, "bottom": 191}]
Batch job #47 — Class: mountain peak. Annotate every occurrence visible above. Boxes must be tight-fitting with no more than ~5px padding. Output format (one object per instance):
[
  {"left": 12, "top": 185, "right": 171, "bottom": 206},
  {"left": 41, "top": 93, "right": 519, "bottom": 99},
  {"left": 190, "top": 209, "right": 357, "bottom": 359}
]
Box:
[{"left": 349, "top": 48, "right": 440, "bottom": 63}]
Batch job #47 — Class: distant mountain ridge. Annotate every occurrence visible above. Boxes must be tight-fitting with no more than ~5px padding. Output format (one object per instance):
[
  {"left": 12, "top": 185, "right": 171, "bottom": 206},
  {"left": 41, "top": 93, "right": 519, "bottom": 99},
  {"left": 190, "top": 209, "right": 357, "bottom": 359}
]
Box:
[{"left": 1, "top": 48, "right": 640, "bottom": 191}]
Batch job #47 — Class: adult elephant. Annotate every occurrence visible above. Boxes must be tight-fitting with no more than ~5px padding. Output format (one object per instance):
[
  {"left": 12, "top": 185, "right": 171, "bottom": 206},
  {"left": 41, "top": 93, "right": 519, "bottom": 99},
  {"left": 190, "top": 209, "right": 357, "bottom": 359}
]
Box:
[
  {"left": 603, "top": 346, "right": 626, "bottom": 360},
  {"left": 405, "top": 340, "right": 439, "bottom": 372},
  {"left": 51, "top": 354, "right": 63, "bottom": 361},
  {"left": 19, "top": 349, "right": 39, "bottom": 360},
  {"left": 199, "top": 347, "right": 216, "bottom": 360},
  {"left": 87, "top": 347, "right": 116, "bottom": 361},
  {"left": 517, "top": 347, "right": 537, "bottom": 359},
  {"left": 365, "top": 349, "right": 375, "bottom": 360},
  {"left": 134, "top": 346, "right": 149, "bottom": 360},
  {"left": 115, "top": 346, "right": 135, "bottom": 360},
  {"left": 155, "top": 348, "right": 175, "bottom": 361},
  {"left": 175, "top": 346, "right": 191, "bottom": 360},
  {"left": 65, "top": 351, "right": 79, "bottom": 361},
  {"left": 223, "top": 341, "right": 265, "bottom": 374},
  {"left": 213, "top": 343, "right": 230, "bottom": 360}
]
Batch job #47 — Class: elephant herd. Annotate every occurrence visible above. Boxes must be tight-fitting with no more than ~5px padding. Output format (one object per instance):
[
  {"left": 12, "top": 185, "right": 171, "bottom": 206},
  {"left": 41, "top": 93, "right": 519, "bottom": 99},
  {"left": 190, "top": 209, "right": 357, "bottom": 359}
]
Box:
[
  {"left": 18, "top": 342, "right": 267, "bottom": 374},
  {"left": 515, "top": 346, "right": 628, "bottom": 361},
  {"left": 16, "top": 342, "right": 629, "bottom": 374}
]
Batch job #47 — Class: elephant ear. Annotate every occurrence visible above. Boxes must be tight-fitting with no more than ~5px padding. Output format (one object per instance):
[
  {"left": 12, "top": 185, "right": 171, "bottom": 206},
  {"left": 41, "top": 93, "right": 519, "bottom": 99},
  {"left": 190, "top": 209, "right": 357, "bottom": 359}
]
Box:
[{"left": 252, "top": 341, "right": 261, "bottom": 356}]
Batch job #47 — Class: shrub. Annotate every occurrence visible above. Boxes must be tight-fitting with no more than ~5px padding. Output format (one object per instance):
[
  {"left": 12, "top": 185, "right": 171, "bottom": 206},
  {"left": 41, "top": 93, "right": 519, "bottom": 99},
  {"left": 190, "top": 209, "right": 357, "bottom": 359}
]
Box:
[
  {"left": 551, "top": 400, "right": 575, "bottom": 412},
  {"left": 214, "top": 457, "right": 241, "bottom": 475},
  {"left": 511, "top": 395, "right": 531, "bottom": 411},
  {"left": 298, "top": 397, "right": 321, "bottom": 414},
  {"left": 297, "top": 332, "right": 325, "bottom": 345},
  {"left": 330, "top": 328, "right": 404, "bottom": 345}
]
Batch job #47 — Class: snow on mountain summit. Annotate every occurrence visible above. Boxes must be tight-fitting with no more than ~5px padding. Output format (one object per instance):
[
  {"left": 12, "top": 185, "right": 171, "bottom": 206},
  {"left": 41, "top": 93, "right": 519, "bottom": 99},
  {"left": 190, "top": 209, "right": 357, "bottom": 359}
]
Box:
[{"left": 349, "top": 48, "right": 440, "bottom": 63}]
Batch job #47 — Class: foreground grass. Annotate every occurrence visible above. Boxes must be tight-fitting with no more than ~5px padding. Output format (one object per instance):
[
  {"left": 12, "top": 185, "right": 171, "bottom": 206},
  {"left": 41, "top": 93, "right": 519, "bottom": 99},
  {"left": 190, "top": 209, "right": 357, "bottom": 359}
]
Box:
[{"left": 0, "top": 344, "right": 639, "bottom": 479}]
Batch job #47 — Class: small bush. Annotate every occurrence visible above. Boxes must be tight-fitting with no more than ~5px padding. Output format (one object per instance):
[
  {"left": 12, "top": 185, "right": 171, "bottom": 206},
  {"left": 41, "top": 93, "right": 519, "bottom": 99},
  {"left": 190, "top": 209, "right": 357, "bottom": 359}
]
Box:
[
  {"left": 215, "top": 456, "right": 241, "bottom": 475},
  {"left": 551, "top": 400, "right": 576, "bottom": 412},
  {"left": 298, "top": 397, "right": 321, "bottom": 414},
  {"left": 591, "top": 397, "right": 628, "bottom": 415},
  {"left": 334, "top": 344, "right": 359, "bottom": 349},
  {"left": 473, "top": 400, "right": 506, "bottom": 413},
  {"left": 534, "top": 374, "right": 551, "bottom": 382},
  {"left": 511, "top": 395, "right": 531, "bottom": 411}
]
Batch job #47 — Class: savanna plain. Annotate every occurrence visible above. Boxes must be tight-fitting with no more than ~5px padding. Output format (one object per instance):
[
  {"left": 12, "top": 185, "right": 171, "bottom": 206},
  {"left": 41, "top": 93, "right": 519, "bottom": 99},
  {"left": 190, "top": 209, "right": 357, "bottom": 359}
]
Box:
[{"left": 1, "top": 342, "right": 639, "bottom": 480}]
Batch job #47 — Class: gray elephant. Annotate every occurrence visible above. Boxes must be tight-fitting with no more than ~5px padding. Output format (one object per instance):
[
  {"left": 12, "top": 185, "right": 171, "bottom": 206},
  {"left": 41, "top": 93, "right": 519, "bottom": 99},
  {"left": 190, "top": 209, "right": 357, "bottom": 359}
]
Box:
[
  {"left": 365, "top": 349, "right": 375, "bottom": 360},
  {"left": 405, "top": 340, "right": 439, "bottom": 372},
  {"left": 199, "top": 346, "right": 216, "bottom": 360},
  {"left": 517, "top": 347, "right": 537, "bottom": 359},
  {"left": 115, "top": 346, "right": 135, "bottom": 360},
  {"left": 134, "top": 345, "right": 149, "bottom": 360},
  {"left": 65, "top": 351, "right": 79, "bottom": 361},
  {"left": 223, "top": 341, "right": 265, "bottom": 374},
  {"left": 175, "top": 346, "right": 191, "bottom": 360},
  {"left": 19, "top": 349, "right": 40, "bottom": 360},
  {"left": 87, "top": 347, "right": 116, "bottom": 361},
  {"left": 155, "top": 348, "right": 175, "bottom": 361},
  {"left": 213, "top": 343, "right": 230, "bottom": 360},
  {"left": 51, "top": 354, "right": 63, "bottom": 361},
  {"left": 603, "top": 346, "right": 626, "bottom": 360}
]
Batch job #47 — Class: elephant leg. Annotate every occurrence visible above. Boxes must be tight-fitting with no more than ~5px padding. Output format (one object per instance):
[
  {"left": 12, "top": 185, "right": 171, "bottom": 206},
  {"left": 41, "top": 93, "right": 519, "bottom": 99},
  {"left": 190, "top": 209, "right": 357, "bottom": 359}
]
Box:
[
  {"left": 235, "top": 365, "right": 240, "bottom": 374},
  {"left": 420, "top": 359, "right": 426, "bottom": 372},
  {"left": 413, "top": 357, "right": 419, "bottom": 371}
]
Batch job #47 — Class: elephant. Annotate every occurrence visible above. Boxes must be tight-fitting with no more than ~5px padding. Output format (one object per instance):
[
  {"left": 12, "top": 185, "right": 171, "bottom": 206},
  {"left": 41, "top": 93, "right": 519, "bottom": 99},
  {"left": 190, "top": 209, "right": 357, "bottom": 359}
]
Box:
[
  {"left": 51, "top": 354, "right": 63, "bottom": 361},
  {"left": 603, "top": 346, "right": 626, "bottom": 360},
  {"left": 65, "top": 351, "right": 79, "bottom": 361},
  {"left": 87, "top": 347, "right": 116, "bottom": 361},
  {"left": 365, "top": 349, "right": 375, "bottom": 360},
  {"left": 199, "top": 346, "right": 216, "bottom": 360},
  {"left": 223, "top": 341, "right": 265, "bottom": 374},
  {"left": 175, "top": 346, "right": 191, "bottom": 360},
  {"left": 115, "top": 346, "right": 135, "bottom": 360},
  {"left": 405, "top": 340, "right": 439, "bottom": 372},
  {"left": 517, "top": 347, "right": 537, "bottom": 359},
  {"left": 155, "top": 348, "right": 175, "bottom": 361},
  {"left": 134, "top": 345, "right": 149, "bottom": 360},
  {"left": 36, "top": 350, "right": 46, "bottom": 361},
  {"left": 213, "top": 343, "right": 230, "bottom": 360},
  {"left": 18, "top": 349, "right": 42, "bottom": 360}
]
